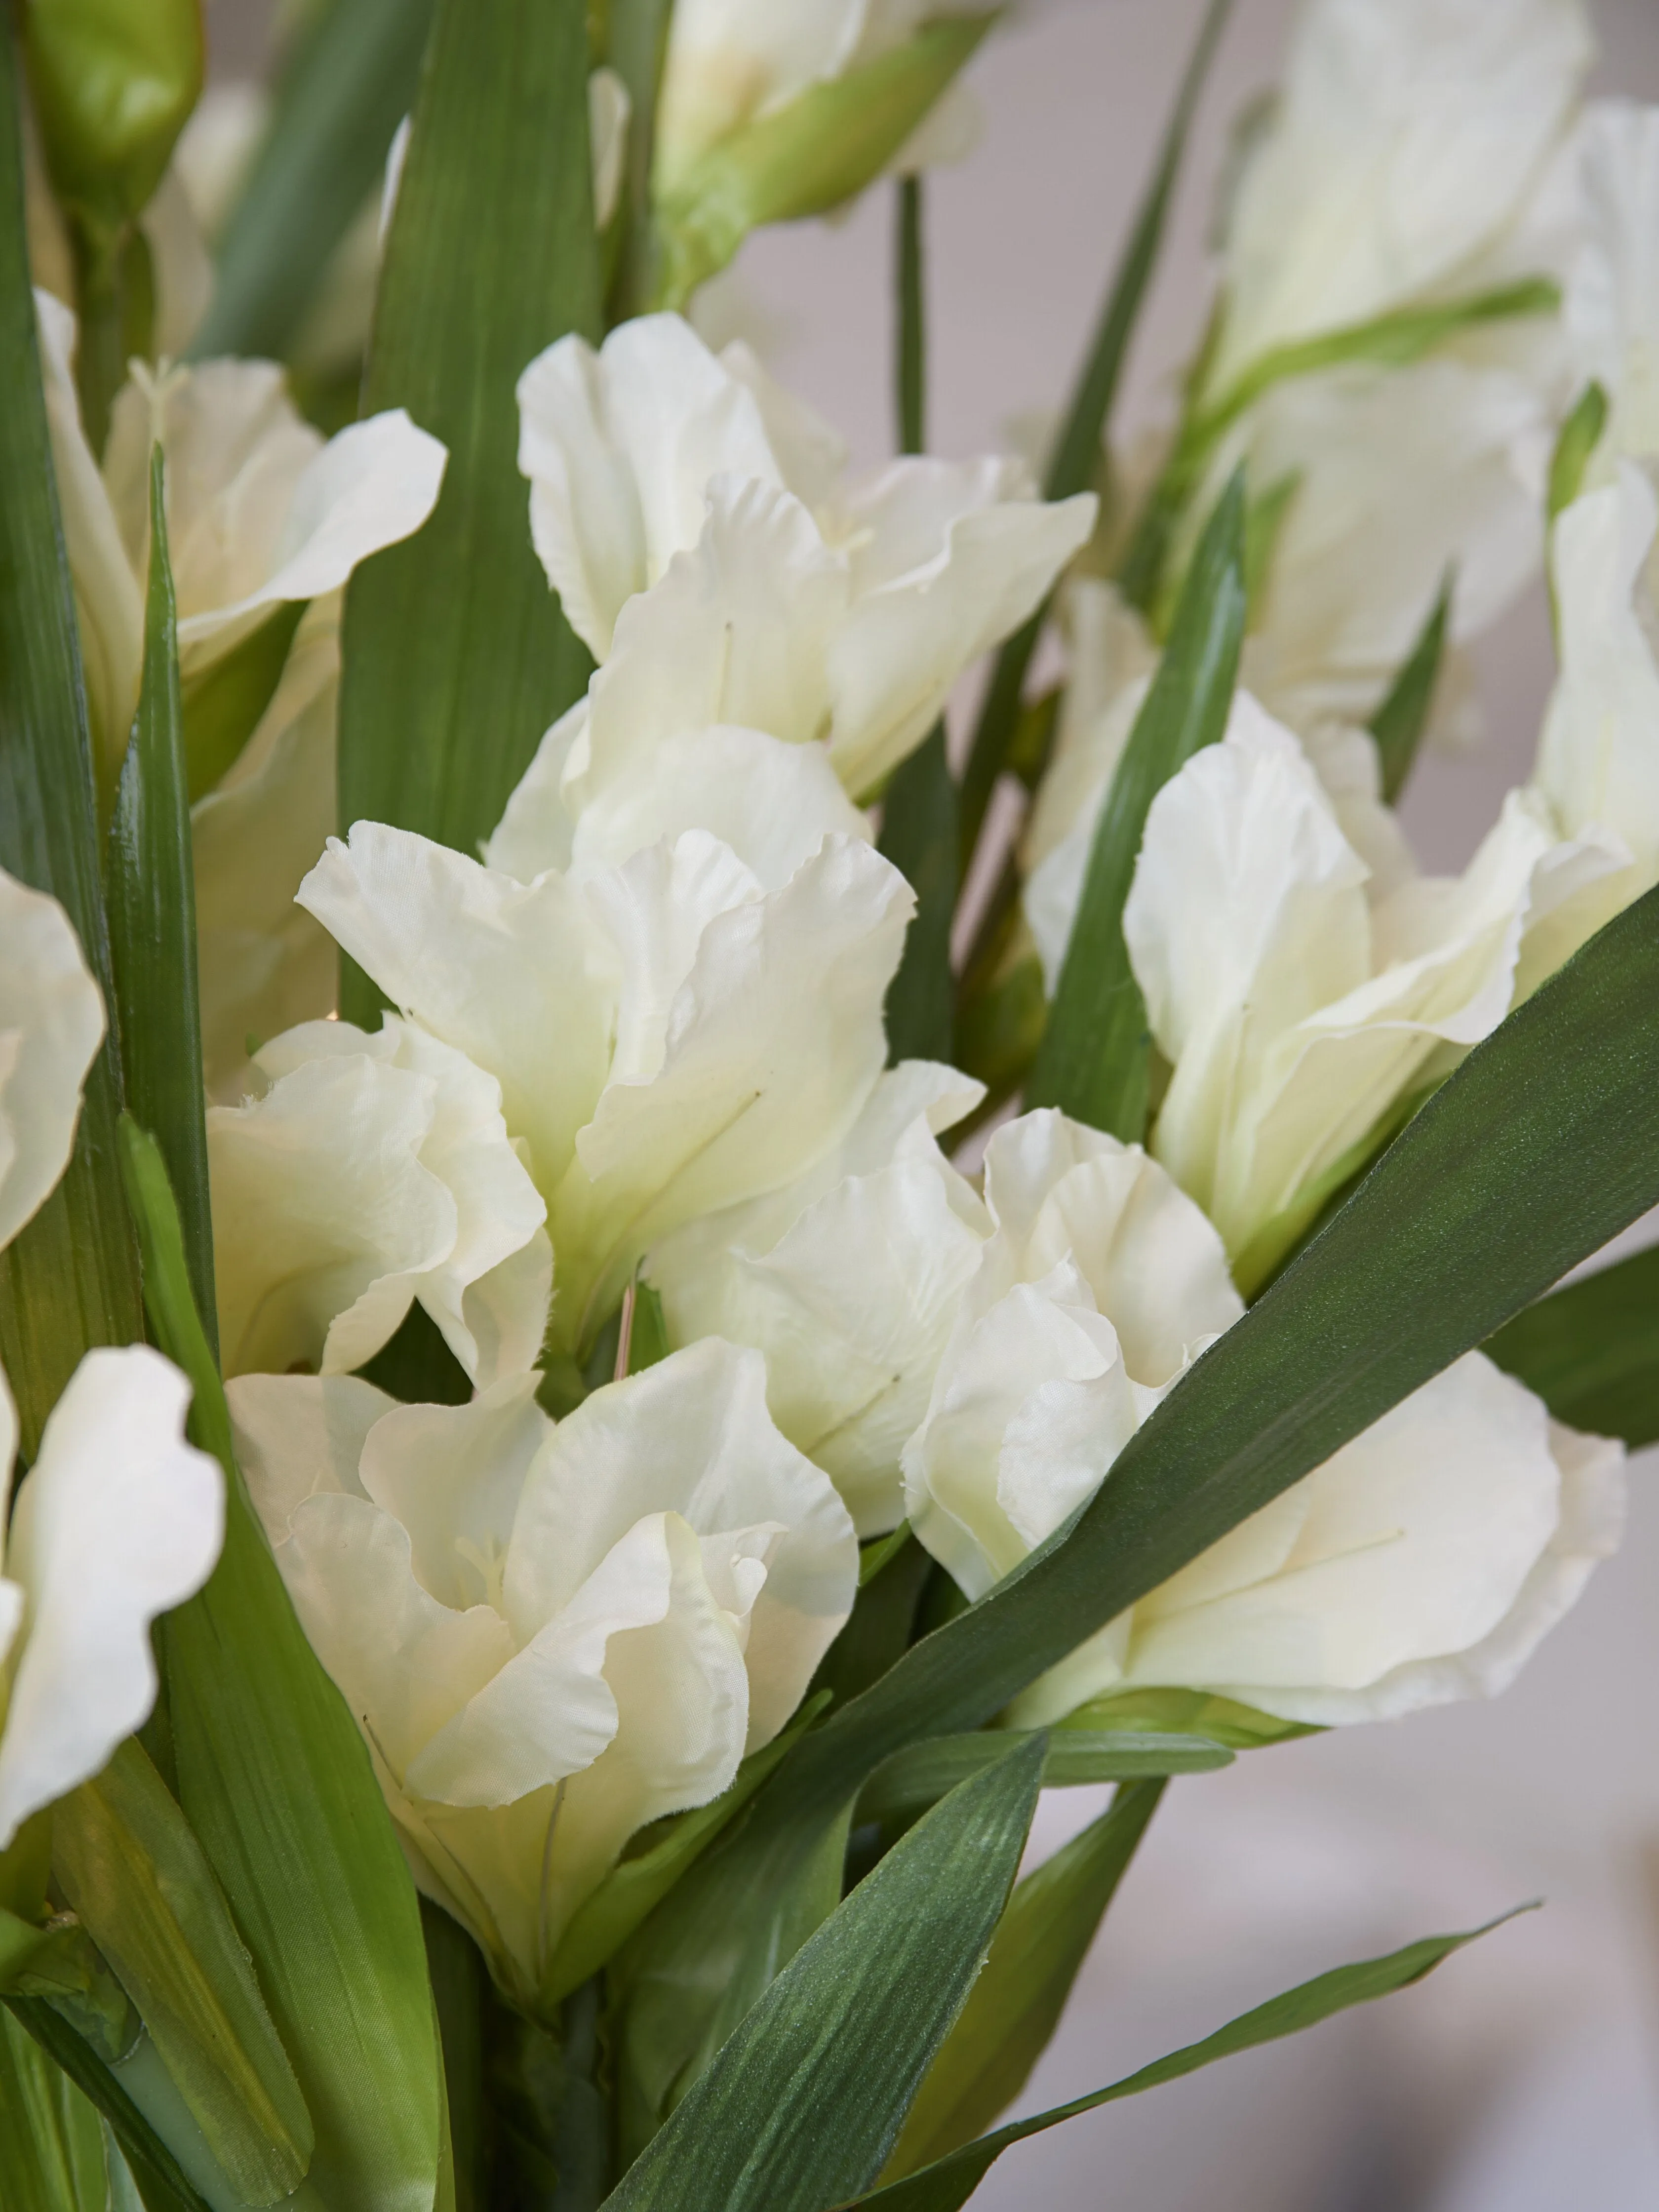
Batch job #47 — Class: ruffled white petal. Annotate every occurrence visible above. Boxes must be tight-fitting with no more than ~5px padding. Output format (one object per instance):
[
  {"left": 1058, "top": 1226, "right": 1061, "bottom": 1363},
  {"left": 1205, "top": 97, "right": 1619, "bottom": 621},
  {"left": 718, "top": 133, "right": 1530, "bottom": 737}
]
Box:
[
  {"left": 0, "top": 870, "right": 106, "bottom": 1256},
  {"left": 227, "top": 1343, "right": 853, "bottom": 1997},
  {"left": 0, "top": 1348, "right": 223, "bottom": 1849},
  {"left": 209, "top": 1017, "right": 549, "bottom": 1383}
]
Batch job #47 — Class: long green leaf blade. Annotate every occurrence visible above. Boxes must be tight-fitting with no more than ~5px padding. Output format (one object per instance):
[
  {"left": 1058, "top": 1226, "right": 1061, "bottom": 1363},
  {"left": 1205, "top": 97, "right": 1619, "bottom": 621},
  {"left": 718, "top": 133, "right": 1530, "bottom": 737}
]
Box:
[
  {"left": 1486, "top": 1244, "right": 1659, "bottom": 1446},
  {"left": 0, "top": 2007, "right": 111, "bottom": 2212},
  {"left": 877, "top": 178, "right": 958, "bottom": 1063},
  {"left": 3, "top": 1999, "right": 212, "bottom": 2212},
  {"left": 857, "top": 1735, "right": 1222, "bottom": 1829},
  {"left": 192, "top": 0, "right": 438, "bottom": 362},
  {"left": 1026, "top": 470, "right": 1245, "bottom": 1135},
  {"left": 118, "top": 1121, "right": 448, "bottom": 2212},
  {"left": 52, "top": 1738, "right": 313, "bottom": 2204},
  {"left": 884, "top": 1781, "right": 1164, "bottom": 2179},
  {"left": 838, "top": 1912, "right": 1527, "bottom": 2211},
  {"left": 957, "top": 0, "right": 1232, "bottom": 859},
  {"left": 604, "top": 1738, "right": 1045, "bottom": 2212},
  {"left": 105, "top": 448, "right": 214, "bottom": 1343},
  {"left": 1369, "top": 570, "right": 1451, "bottom": 806},
  {"left": 0, "top": 22, "right": 142, "bottom": 1454},
  {"left": 338, "top": 0, "right": 600, "bottom": 1010}
]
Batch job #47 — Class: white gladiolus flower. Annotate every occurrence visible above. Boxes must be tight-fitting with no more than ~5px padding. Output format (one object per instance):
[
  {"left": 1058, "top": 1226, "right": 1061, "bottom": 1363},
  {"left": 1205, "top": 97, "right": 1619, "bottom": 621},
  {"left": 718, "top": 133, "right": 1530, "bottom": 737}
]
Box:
[
  {"left": 299, "top": 803, "right": 913, "bottom": 1358},
  {"left": 1210, "top": 0, "right": 1592, "bottom": 392},
  {"left": 515, "top": 315, "right": 1094, "bottom": 797},
  {"left": 1565, "top": 101, "right": 1659, "bottom": 468},
  {"left": 0, "top": 1348, "right": 224, "bottom": 1850},
  {"left": 1120, "top": 697, "right": 1621, "bottom": 1275},
  {"left": 191, "top": 614, "right": 340, "bottom": 1100},
  {"left": 904, "top": 1111, "right": 1244, "bottom": 1602},
  {"left": 0, "top": 878, "right": 221, "bottom": 1850},
  {"left": 1223, "top": 359, "right": 1551, "bottom": 735},
  {"left": 904, "top": 1110, "right": 1624, "bottom": 1732},
  {"left": 208, "top": 1017, "right": 551, "bottom": 1386},
  {"left": 35, "top": 291, "right": 446, "bottom": 778},
  {"left": 654, "top": 0, "right": 984, "bottom": 197},
  {"left": 0, "top": 869, "right": 106, "bottom": 1255},
  {"left": 651, "top": 1063, "right": 990, "bottom": 1537},
  {"left": 228, "top": 1342, "right": 857, "bottom": 2007}
]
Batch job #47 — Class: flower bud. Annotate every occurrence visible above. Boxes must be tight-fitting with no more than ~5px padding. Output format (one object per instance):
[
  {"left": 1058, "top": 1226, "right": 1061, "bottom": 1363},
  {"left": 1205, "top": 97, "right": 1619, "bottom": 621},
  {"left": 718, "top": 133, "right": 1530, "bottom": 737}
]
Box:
[{"left": 21, "top": 0, "right": 204, "bottom": 234}]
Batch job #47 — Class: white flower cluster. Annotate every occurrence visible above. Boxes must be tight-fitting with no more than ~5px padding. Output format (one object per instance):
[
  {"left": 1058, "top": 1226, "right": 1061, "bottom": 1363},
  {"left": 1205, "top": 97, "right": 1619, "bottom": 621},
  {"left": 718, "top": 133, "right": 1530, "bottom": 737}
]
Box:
[{"left": 11, "top": 0, "right": 1649, "bottom": 2026}]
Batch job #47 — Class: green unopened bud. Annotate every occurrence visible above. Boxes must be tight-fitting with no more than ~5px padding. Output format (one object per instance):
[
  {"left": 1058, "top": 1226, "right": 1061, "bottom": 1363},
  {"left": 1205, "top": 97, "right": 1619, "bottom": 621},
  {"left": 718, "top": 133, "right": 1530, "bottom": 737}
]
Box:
[
  {"left": 652, "top": 13, "right": 993, "bottom": 312},
  {"left": 20, "top": 0, "right": 204, "bottom": 234}
]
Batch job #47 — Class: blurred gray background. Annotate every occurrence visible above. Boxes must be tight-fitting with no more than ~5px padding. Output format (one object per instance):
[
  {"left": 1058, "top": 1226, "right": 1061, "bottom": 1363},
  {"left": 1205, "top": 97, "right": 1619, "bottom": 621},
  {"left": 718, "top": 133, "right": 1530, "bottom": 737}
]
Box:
[{"left": 204, "top": 2, "right": 1659, "bottom": 2203}]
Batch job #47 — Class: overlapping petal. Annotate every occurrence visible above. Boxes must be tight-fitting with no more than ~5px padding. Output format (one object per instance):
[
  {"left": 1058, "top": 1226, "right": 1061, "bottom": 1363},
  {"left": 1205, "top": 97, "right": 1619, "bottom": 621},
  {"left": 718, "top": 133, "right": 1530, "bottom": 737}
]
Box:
[
  {"left": 208, "top": 1016, "right": 550, "bottom": 1383},
  {"left": 229, "top": 1342, "right": 855, "bottom": 2003},
  {"left": 0, "top": 868, "right": 106, "bottom": 1256},
  {"left": 0, "top": 1348, "right": 223, "bottom": 1849},
  {"left": 652, "top": 1063, "right": 989, "bottom": 1535}
]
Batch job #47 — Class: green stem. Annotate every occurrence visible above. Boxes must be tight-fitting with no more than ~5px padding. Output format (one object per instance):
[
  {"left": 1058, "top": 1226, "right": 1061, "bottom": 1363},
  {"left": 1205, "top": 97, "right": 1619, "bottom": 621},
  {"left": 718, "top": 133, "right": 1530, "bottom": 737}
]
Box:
[{"left": 896, "top": 175, "right": 925, "bottom": 457}]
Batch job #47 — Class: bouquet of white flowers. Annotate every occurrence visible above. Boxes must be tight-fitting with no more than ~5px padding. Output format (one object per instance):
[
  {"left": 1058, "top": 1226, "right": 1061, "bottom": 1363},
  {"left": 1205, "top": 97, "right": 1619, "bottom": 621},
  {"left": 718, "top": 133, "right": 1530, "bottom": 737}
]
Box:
[{"left": 1, "top": 0, "right": 1656, "bottom": 2203}]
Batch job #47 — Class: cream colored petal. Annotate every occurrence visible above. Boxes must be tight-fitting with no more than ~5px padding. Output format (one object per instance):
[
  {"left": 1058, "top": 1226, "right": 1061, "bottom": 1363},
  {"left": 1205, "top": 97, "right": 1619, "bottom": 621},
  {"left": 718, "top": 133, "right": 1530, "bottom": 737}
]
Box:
[
  {"left": 1124, "top": 697, "right": 1372, "bottom": 1229},
  {"left": 481, "top": 700, "right": 585, "bottom": 883},
  {"left": 35, "top": 292, "right": 144, "bottom": 772},
  {"left": 826, "top": 477, "right": 1096, "bottom": 796},
  {"left": 656, "top": 0, "right": 869, "bottom": 180},
  {"left": 0, "top": 1347, "right": 222, "bottom": 1849},
  {"left": 403, "top": 1514, "right": 663, "bottom": 1808},
  {"left": 1121, "top": 1355, "right": 1610, "bottom": 1724},
  {"left": 1213, "top": 0, "right": 1592, "bottom": 385},
  {"left": 654, "top": 1152, "right": 988, "bottom": 1537},
  {"left": 0, "top": 869, "right": 106, "bottom": 1255},
  {"left": 1240, "top": 360, "right": 1547, "bottom": 734},
  {"left": 171, "top": 405, "right": 446, "bottom": 670},
  {"left": 905, "top": 1271, "right": 1133, "bottom": 1602},
  {"left": 516, "top": 315, "right": 784, "bottom": 657},
  {"left": 227, "top": 1370, "right": 391, "bottom": 1549},
  {"left": 208, "top": 1042, "right": 453, "bottom": 1377},
  {"left": 356, "top": 1376, "right": 551, "bottom": 1614},
  {"left": 1567, "top": 101, "right": 1659, "bottom": 465},
  {"left": 104, "top": 358, "right": 318, "bottom": 608},
  {"left": 1536, "top": 465, "right": 1659, "bottom": 870},
  {"left": 720, "top": 339, "right": 847, "bottom": 511},
  {"left": 554, "top": 834, "right": 910, "bottom": 1339},
  {"left": 191, "top": 615, "right": 340, "bottom": 1100},
  {"left": 534, "top": 1510, "right": 752, "bottom": 1963},
  {"left": 278, "top": 1491, "right": 528, "bottom": 1788},
  {"left": 980, "top": 1111, "right": 1243, "bottom": 1386},
  {"left": 505, "top": 1340, "right": 856, "bottom": 1744},
  {"left": 298, "top": 824, "right": 615, "bottom": 1197},
  {"left": 589, "top": 67, "right": 633, "bottom": 230},
  {"left": 572, "top": 725, "right": 869, "bottom": 893},
  {"left": 561, "top": 477, "right": 849, "bottom": 815}
]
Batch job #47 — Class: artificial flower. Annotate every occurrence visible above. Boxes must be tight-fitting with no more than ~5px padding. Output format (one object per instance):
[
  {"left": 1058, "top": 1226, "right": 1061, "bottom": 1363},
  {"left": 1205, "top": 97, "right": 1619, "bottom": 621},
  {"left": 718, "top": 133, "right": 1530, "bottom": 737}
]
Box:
[
  {"left": 903, "top": 1109, "right": 1624, "bottom": 1732},
  {"left": 0, "top": 870, "right": 221, "bottom": 1852},
  {"left": 35, "top": 290, "right": 446, "bottom": 779},
  {"left": 515, "top": 313, "right": 1094, "bottom": 797},
  {"left": 208, "top": 1016, "right": 551, "bottom": 1386},
  {"left": 650, "top": 1062, "right": 989, "bottom": 1536},
  {"left": 1207, "top": 0, "right": 1592, "bottom": 394},
  {"left": 1120, "top": 695, "right": 1620, "bottom": 1276},
  {"left": 903, "top": 1109, "right": 1244, "bottom": 1599},
  {"left": 228, "top": 1341, "right": 857, "bottom": 2008},
  {"left": 298, "top": 799, "right": 912, "bottom": 1359}
]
